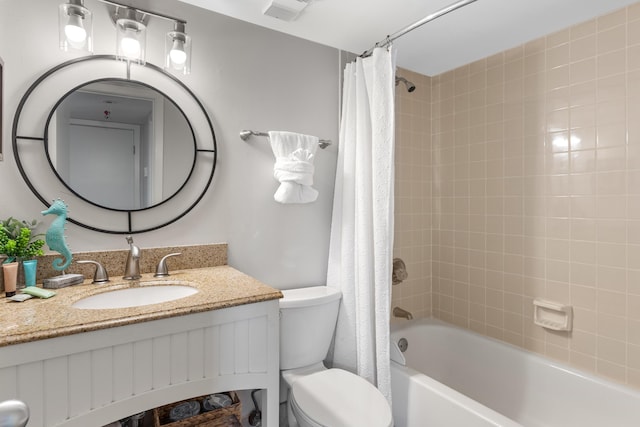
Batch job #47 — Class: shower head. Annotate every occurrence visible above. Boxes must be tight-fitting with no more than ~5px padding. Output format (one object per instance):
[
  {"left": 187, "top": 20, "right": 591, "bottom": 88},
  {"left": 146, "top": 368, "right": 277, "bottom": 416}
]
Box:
[{"left": 396, "top": 76, "right": 416, "bottom": 93}]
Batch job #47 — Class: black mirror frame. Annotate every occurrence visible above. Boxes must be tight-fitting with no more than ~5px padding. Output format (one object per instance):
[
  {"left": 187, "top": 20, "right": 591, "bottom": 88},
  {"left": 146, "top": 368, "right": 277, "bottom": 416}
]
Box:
[{"left": 12, "top": 55, "right": 217, "bottom": 234}]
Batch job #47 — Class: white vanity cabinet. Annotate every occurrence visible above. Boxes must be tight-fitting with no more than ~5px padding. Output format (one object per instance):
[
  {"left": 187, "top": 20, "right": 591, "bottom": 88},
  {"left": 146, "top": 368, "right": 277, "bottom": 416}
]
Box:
[{"left": 0, "top": 300, "right": 279, "bottom": 426}]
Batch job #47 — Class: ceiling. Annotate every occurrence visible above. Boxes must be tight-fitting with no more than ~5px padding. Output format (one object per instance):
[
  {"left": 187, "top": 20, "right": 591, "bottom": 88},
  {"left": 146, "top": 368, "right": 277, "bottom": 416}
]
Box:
[{"left": 177, "top": 0, "right": 640, "bottom": 76}]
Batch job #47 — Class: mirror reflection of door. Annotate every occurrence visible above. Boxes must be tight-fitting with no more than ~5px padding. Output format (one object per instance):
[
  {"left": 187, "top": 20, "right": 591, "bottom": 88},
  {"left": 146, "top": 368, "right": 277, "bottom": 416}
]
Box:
[
  {"left": 68, "top": 120, "right": 140, "bottom": 209},
  {"left": 47, "top": 80, "right": 195, "bottom": 211}
]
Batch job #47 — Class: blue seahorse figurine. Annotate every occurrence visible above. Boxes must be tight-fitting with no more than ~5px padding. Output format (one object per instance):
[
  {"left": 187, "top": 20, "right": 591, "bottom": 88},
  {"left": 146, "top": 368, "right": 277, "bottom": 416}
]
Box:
[{"left": 42, "top": 199, "right": 72, "bottom": 271}]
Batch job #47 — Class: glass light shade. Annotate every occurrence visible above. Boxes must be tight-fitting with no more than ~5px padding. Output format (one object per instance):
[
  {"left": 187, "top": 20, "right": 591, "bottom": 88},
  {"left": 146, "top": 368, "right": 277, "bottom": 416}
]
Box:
[
  {"left": 116, "top": 18, "right": 146, "bottom": 64},
  {"left": 165, "top": 30, "right": 192, "bottom": 74},
  {"left": 58, "top": 1, "right": 93, "bottom": 53}
]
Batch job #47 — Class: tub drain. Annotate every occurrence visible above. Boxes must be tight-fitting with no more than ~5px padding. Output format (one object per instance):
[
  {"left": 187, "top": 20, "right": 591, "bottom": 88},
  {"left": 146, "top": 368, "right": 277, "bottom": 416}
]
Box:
[{"left": 397, "top": 337, "right": 408, "bottom": 353}]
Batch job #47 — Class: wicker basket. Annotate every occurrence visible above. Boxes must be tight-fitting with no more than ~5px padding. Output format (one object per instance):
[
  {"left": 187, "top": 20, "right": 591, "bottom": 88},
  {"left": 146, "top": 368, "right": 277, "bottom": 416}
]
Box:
[{"left": 152, "top": 391, "right": 241, "bottom": 427}]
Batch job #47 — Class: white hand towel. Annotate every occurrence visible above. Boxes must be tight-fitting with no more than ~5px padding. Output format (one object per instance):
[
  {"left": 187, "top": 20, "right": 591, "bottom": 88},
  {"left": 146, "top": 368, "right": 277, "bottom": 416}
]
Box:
[{"left": 269, "top": 131, "right": 319, "bottom": 204}]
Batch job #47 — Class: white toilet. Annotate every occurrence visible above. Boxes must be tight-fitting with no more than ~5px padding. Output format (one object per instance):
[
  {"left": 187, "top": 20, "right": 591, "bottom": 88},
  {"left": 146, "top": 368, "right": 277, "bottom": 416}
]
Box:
[{"left": 279, "top": 286, "right": 393, "bottom": 427}]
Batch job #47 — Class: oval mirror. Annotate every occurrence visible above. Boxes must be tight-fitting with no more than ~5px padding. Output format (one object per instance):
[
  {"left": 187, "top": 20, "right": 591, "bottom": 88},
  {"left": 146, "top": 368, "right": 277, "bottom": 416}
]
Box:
[
  {"left": 45, "top": 80, "right": 196, "bottom": 210},
  {"left": 12, "top": 55, "right": 216, "bottom": 234}
]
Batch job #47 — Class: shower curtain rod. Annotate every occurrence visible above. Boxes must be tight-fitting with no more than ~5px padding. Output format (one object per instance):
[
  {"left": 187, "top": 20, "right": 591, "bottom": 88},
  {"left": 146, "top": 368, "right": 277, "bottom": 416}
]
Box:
[{"left": 360, "top": 0, "right": 479, "bottom": 58}]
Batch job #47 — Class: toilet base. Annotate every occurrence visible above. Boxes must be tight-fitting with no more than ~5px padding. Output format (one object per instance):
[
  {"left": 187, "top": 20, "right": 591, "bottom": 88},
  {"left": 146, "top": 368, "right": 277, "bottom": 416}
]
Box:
[
  {"left": 286, "top": 392, "right": 300, "bottom": 427},
  {"left": 281, "top": 363, "right": 326, "bottom": 427},
  {"left": 283, "top": 367, "right": 394, "bottom": 427}
]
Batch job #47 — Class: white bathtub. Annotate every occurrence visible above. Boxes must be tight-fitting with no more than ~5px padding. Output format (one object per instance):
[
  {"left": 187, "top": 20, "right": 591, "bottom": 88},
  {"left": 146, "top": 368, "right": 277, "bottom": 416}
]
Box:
[{"left": 390, "top": 318, "right": 640, "bottom": 427}]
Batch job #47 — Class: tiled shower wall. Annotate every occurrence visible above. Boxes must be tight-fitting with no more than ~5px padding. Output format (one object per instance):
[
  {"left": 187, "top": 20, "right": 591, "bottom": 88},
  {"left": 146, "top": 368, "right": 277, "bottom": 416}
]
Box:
[
  {"left": 430, "top": 4, "right": 640, "bottom": 388},
  {"left": 392, "top": 70, "right": 433, "bottom": 319},
  {"left": 394, "top": 3, "right": 640, "bottom": 389}
]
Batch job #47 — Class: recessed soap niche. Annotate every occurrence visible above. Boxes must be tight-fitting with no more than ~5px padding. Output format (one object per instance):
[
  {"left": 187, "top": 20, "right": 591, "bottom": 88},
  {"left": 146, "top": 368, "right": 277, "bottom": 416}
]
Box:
[{"left": 533, "top": 298, "right": 573, "bottom": 332}]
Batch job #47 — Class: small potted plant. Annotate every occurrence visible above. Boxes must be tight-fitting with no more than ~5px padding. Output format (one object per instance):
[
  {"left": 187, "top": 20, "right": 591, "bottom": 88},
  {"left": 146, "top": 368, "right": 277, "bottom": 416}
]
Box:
[{"left": 0, "top": 218, "right": 45, "bottom": 294}]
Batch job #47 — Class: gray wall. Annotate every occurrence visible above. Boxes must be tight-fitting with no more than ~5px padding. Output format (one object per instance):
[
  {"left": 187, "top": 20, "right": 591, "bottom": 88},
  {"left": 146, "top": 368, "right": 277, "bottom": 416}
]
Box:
[{"left": 0, "top": 0, "right": 340, "bottom": 288}]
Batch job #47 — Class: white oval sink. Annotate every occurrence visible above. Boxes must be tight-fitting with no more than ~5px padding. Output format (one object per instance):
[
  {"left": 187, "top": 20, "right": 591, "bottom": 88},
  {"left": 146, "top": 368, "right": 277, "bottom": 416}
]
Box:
[{"left": 72, "top": 285, "right": 198, "bottom": 309}]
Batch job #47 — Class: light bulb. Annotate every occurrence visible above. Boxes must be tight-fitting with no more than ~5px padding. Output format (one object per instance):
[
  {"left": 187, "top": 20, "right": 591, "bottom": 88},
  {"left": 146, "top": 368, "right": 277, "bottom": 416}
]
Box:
[
  {"left": 59, "top": 2, "right": 92, "bottom": 53},
  {"left": 169, "top": 39, "right": 187, "bottom": 65},
  {"left": 64, "top": 14, "right": 86, "bottom": 45},
  {"left": 170, "top": 49, "right": 187, "bottom": 65},
  {"left": 121, "top": 35, "right": 141, "bottom": 59}
]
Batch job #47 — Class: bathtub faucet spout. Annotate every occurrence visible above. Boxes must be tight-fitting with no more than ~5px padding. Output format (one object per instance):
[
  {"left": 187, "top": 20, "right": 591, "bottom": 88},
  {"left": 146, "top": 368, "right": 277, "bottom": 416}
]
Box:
[{"left": 393, "top": 306, "right": 413, "bottom": 320}]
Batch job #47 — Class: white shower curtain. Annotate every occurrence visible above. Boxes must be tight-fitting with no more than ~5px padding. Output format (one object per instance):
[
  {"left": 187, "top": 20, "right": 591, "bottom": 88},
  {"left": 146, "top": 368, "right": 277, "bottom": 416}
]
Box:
[{"left": 327, "top": 47, "right": 395, "bottom": 403}]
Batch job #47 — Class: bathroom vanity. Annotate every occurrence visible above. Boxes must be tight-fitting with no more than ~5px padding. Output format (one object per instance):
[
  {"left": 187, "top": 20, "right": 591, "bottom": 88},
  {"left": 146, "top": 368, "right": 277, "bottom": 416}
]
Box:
[
  {"left": 0, "top": 266, "right": 282, "bottom": 427},
  {"left": 4, "top": 44, "right": 279, "bottom": 427}
]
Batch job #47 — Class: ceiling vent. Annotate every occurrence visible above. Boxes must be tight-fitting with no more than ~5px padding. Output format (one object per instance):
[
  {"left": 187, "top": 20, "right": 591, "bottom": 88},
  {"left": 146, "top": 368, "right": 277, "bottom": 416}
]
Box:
[{"left": 263, "top": 0, "right": 312, "bottom": 21}]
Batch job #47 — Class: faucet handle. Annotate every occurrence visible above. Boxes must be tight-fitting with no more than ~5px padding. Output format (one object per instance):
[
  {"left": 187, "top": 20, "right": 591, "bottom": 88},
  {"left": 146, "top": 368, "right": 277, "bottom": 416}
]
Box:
[
  {"left": 76, "top": 260, "right": 110, "bottom": 284},
  {"left": 154, "top": 253, "right": 181, "bottom": 277}
]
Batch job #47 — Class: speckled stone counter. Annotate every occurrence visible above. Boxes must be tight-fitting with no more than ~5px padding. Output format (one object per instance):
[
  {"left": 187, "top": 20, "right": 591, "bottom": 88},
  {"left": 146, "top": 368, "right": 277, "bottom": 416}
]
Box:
[{"left": 0, "top": 265, "right": 282, "bottom": 347}]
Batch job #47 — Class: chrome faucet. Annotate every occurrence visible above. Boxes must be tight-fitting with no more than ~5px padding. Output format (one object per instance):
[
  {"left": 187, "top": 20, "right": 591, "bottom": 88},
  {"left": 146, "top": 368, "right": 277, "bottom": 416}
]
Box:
[{"left": 123, "top": 235, "right": 141, "bottom": 280}]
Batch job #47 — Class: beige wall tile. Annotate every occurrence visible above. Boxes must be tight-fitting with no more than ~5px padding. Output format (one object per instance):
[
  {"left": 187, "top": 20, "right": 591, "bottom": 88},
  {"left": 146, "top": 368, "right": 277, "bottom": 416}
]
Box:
[
  {"left": 570, "top": 351, "right": 597, "bottom": 373},
  {"left": 570, "top": 58, "right": 597, "bottom": 84},
  {"left": 572, "top": 284, "right": 597, "bottom": 309},
  {"left": 598, "top": 25, "right": 626, "bottom": 53},
  {"left": 598, "top": 8, "right": 627, "bottom": 30},
  {"left": 393, "top": 69, "right": 434, "bottom": 321},
  {"left": 599, "top": 74, "right": 627, "bottom": 100},
  {"left": 597, "top": 359, "right": 627, "bottom": 383},
  {"left": 572, "top": 20, "right": 597, "bottom": 40},
  {"left": 547, "top": 29, "right": 571, "bottom": 48},
  {"left": 598, "top": 290, "right": 627, "bottom": 315},
  {"left": 598, "top": 313, "right": 627, "bottom": 341},
  {"left": 597, "top": 265, "right": 627, "bottom": 293},
  {"left": 547, "top": 43, "right": 570, "bottom": 69},
  {"left": 629, "top": 2, "right": 640, "bottom": 21},
  {"left": 571, "top": 35, "right": 597, "bottom": 61},
  {"left": 570, "top": 81, "right": 597, "bottom": 107},
  {"left": 546, "top": 65, "right": 571, "bottom": 90},
  {"left": 597, "top": 336, "right": 627, "bottom": 365},
  {"left": 597, "top": 49, "right": 626, "bottom": 78},
  {"left": 574, "top": 307, "right": 598, "bottom": 331},
  {"left": 397, "top": 4, "right": 640, "bottom": 391}
]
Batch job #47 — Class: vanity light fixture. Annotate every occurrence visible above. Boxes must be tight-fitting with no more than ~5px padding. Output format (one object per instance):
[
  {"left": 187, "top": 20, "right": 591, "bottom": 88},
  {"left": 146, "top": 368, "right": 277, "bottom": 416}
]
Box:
[
  {"left": 165, "top": 21, "right": 191, "bottom": 74},
  {"left": 58, "top": 0, "right": 191, "bottom": 73},
  {"left": 59, "top": 0, "right": 93, "bottom": 53},
  {"left": 114, "top": 7, "right": 147, "bottom": 64}
]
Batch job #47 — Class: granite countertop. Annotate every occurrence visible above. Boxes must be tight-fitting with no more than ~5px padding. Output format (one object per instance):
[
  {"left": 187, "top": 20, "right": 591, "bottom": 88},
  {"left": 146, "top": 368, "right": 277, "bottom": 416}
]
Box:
[{"left": 0, "top": 265, "right": 282, "bottom": 347}]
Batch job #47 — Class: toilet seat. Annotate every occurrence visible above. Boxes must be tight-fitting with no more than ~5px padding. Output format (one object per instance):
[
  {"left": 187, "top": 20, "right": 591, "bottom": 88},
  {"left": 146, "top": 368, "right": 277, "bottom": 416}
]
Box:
[{"left": 290, "top": 368, "right": 393, "bottom": 427}]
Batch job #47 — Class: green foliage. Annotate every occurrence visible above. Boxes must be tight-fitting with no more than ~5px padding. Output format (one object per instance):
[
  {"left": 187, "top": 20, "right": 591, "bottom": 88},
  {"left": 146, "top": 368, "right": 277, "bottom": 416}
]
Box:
[
  {"left": 0, "top": 218, "right": 37, "bottom": 239},
  {"left": 0, "top": 218, "right": 45, "bottom": 263}
]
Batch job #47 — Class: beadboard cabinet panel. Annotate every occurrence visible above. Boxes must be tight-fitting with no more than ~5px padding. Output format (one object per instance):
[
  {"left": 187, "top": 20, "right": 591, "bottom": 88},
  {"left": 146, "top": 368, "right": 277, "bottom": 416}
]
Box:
[
  {"left": 133, "top": 339, "right": 153, "bottom": 394},
  {"left": 0, "top": 300, "right": 279, "bottom": 426},
  {"left": 44, "top": 357, "right": 68, "bottom": 424}
]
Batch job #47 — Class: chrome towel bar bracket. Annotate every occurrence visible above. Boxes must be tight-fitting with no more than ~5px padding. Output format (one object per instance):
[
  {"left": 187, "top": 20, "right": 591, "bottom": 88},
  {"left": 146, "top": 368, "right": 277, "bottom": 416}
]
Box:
[{"left": 240, "top": 130, "right": 331, "bottom": 149}]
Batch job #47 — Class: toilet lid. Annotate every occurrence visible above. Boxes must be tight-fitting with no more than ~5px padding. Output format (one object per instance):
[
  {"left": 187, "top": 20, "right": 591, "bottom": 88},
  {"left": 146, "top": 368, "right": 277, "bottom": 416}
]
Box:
[{"left": 291, "top": 369, "right": 393, "bottom": 427}]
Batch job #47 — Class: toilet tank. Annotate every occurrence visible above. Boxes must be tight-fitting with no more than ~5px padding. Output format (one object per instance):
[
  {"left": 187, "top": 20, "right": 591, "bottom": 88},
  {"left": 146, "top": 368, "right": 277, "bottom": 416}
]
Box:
[{"left": 279, "top": 286, "right": 342, "bottom": 370}]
